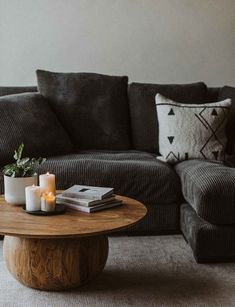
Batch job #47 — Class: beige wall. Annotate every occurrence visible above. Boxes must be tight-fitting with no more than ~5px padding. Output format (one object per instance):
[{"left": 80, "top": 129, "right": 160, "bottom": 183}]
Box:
[{"left": 0, "top": 0, "right": 234, "bottom": 86}]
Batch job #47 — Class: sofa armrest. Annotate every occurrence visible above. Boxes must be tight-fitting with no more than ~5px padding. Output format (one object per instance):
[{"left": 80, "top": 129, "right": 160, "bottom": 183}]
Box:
[{"left": 175, "top": 159, "right": 235, "bottom": 225}]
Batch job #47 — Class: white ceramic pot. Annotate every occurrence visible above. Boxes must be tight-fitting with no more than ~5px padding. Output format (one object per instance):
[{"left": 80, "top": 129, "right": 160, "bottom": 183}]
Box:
[{"left": 4, "top": 175, "right": 38, "bottom": 205}]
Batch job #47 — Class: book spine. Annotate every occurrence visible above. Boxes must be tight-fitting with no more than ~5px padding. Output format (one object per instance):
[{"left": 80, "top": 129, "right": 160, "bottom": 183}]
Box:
[
  {"left": 57, "top": 197, "right": 90, "bottom": 207},
  {"left": 89, "top": 201, "right": 122, "bottom": 212},
  {"left": 57, "top": 196, "right": 115, "bottom": 207},
  {"left": 61, "top": 202, "right": 90, "bottom": 213}
]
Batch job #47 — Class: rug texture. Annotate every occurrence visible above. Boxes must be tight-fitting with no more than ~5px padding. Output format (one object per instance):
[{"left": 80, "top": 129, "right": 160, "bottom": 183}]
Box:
[{"left": 0, "top": 235, "right": 235, "bottom": 307}]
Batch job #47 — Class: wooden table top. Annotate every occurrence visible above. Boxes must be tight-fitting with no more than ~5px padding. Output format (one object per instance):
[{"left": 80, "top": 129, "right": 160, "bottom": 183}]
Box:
[{"left": 0, "top": 194, "right": 147, "bottom": 238}]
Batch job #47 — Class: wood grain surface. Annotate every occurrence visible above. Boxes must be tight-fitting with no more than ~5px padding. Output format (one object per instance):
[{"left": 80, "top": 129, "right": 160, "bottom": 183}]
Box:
[
  {"left": 0, "top": 194, "right": 147, "bottom": 238},
  {"left": 3, "top": 235, "right": 108, "bottom": 290}
]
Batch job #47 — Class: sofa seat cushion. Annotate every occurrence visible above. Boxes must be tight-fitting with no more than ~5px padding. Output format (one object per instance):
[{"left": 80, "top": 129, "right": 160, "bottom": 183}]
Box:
[
  {"left": 39, "top": 151, "right": 182, "bottom": 205},
  {"left": 175, "top": 160, "right": 235, "bottom": 225},
  {"left": 128, "top": 82, "right": 208, "bottom": 154},
  {"left": 37, "top": 70, "right": 131, "bottom": 150}
]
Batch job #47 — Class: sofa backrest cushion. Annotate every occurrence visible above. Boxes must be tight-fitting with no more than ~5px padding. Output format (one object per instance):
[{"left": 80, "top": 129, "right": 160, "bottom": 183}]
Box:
[
  {"left": 0, "top": 92, "right": 73, "bottom": 166},
  {"left": 128, "top": 82, "right": 208, "bottom": 153},
  {"left": 206, "top": 87, "right": 220, "bottom": 102},
  {"left": 36, "top": 70, "right": 131, "bottom": 150},
  {"left": 0, "top": 86, "right": 37, "bottom": 97},
  {"left": 218, "top": 86, "right": 235, "bottom": 154}
]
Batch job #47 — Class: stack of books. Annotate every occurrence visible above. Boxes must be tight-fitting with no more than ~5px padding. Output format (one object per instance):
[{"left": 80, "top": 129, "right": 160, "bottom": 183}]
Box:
[{"left": 56, "top": 185, "right": 122, "bottom": 213}]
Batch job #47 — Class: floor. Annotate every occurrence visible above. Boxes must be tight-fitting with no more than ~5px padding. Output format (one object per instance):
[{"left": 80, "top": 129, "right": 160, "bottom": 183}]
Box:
[{"left": 0, "top": 235, "right": 235, "bottom": 307}]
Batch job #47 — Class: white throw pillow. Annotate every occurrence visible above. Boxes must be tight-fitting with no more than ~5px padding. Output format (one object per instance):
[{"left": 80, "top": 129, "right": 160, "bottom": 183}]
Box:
[{"left": 155, "top": 93, "right": 231, "bottom": 164}]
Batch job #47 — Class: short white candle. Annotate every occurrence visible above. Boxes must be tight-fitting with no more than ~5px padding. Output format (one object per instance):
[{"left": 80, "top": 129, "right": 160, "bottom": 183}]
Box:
[
  {"left": 39, "top": 172, "right": 56, "bottom": 195},
  {"left": 25, "top": 185, "right": 41, "bottom": 211},
  {"left": 41, "top": 192, "right": 56, "bottom": 212}
]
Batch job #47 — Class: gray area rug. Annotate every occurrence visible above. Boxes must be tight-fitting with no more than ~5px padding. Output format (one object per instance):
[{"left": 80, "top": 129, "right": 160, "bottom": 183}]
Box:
[{"left": 0, "top": 235, "right": 235, "bottom": 307}]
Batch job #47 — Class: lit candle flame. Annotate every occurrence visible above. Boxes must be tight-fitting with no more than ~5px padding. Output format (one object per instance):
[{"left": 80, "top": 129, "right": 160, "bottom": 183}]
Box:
[
  {"left": 42, "top": 191, "right": 55, "bottom": 200},
  {"left": 46, "top": 172, "right": 50, "bottom": 176}
]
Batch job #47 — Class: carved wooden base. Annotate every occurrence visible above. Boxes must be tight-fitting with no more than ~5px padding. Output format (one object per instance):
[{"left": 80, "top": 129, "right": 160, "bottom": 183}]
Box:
[{"left": 3, "top": 235, "right": 108, "bottom": 291}]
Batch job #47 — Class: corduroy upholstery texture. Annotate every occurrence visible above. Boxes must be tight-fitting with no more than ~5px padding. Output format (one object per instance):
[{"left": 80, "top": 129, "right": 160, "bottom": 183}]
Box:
[
  {"left": 0, "top": 86, "right": 37, "bottom": 96},
  {"left": 218, "top": 86, "right": 235, "bottom": 154},
  {"left": 39, "top": 151, "right": 182, "bottom": 234},
  {"left": 128, "top": 82, "right": 208, "bottom": 154},
  {"left": 0, "top": 93, "right": 73, "bottom": 165},
  {"left": 37, "top": 151, "right": 182, "bottom": 205},
  {"left": 175, "top": 159, "right": 235, "bottom": 225},
  {"left": 37, "top": 70, "right": 131, "bottom": 150},
  {"left": 127, "top": 202, "right": 180, "bottom": 234},
  {"left": 206, "top": 87, "right": 220, "bottom": 102},
  {"left": 225, "top": 154, "right": 235, "bottom": 167},
  {"left": 181, "top": 203, "right": 235, "bottom": 262},
  {"left": 0, "top": 185, "right": 180, "bottom": 236}
]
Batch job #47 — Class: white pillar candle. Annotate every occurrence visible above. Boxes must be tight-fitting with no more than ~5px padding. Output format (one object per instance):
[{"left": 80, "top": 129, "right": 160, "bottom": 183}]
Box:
[
  {"left": 39, "top": 172, "right": 56, "bottom": 195},
  {"left": 25, "top": 185, "right": 41, "bottom": 211},
  {"left": 41, "top": 192, "right": 56, "bottom": 212}
]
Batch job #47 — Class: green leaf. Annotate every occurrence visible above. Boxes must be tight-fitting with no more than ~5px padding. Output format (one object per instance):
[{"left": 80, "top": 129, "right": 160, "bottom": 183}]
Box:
[
  {"left": 13, "top": 143, "right": 24, "bottom": 161},
  {"left": 4, "top": 169, "right": 14, "bottom": 177},
  {"left": 4, "top": 143, "right": 46, "bottom": 178},
  {"left": 16, "top": 158, "right": 31, "bottom": 171},
  {"left": 17, "top": 157, "right": 30, "bottom": 166},
  {"left": 4, "top": 163, "right": 14, "bottom": 171}
]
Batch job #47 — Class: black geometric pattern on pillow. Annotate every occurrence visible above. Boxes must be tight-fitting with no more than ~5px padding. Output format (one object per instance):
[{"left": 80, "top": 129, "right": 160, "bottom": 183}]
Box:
[
  {"left": 211, "top": 109, "right": 218, "bottom": 116},
  {"left": 168, "top": 108, "right": 175, "bottom": 115},
  {"left": 166, "top": 106, "right": 229, "bottom": 161},
  {"left": 168, "top": 136, "right": 174, "bottom": 144},
  {"left": 194, "top": 107, "right": 228, "bottom": 160},
  {"left": 166, "top": 151, "right": 180, "bottom": 161},
  {"left": 167, "top": 106, "right": 228, "bottom": 160},
  {"left": 155, "top": 93, "right": 231, "bottom": 164}
]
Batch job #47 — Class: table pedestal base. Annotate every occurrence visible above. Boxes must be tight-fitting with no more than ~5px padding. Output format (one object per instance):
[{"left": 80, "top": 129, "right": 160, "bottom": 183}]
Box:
[{"left": 3, "top": 235, "right": 108, "bottom": 291}]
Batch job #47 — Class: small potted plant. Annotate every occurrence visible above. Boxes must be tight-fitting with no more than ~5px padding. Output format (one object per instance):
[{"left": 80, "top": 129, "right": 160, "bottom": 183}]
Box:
[{"left": 3, "top": 143, "right": 45, "bottom": 204}]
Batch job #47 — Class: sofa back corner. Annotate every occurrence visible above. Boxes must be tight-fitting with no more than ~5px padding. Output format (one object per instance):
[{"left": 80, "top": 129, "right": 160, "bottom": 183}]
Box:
[{"left": 0, "top": 86, "right": 38, "bottom": 97}]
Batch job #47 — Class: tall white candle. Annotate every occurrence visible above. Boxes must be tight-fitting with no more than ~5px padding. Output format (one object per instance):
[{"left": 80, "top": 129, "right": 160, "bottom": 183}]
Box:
[
  {"left": 25, "top": 185, "right": 41, "bottom": 211},
  {"left": 39, "top": 172, "right": 56, "bottom": 195}
]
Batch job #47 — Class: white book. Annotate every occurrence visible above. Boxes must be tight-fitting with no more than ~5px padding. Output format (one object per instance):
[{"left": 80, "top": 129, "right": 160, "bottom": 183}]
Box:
[
  {"left": 59, "top": 199, "right": 122, "bottom": 213},
  {"left": 62, "top": 185, "right": 114, "bottom": 200},
  {"left": 56, "top": 194, "right": 115, "bottom": 207}
]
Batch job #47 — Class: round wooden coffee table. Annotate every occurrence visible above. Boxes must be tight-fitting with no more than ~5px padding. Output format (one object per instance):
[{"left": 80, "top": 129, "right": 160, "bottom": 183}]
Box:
[{"left": 0, "top": 194, "right": 146, "bottom": 291}]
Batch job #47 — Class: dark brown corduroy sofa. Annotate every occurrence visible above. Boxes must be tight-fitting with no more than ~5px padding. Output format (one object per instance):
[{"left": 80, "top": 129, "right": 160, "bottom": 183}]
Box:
[{"left": 0, "top": 73, "right": 235, "bottom": 263}]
